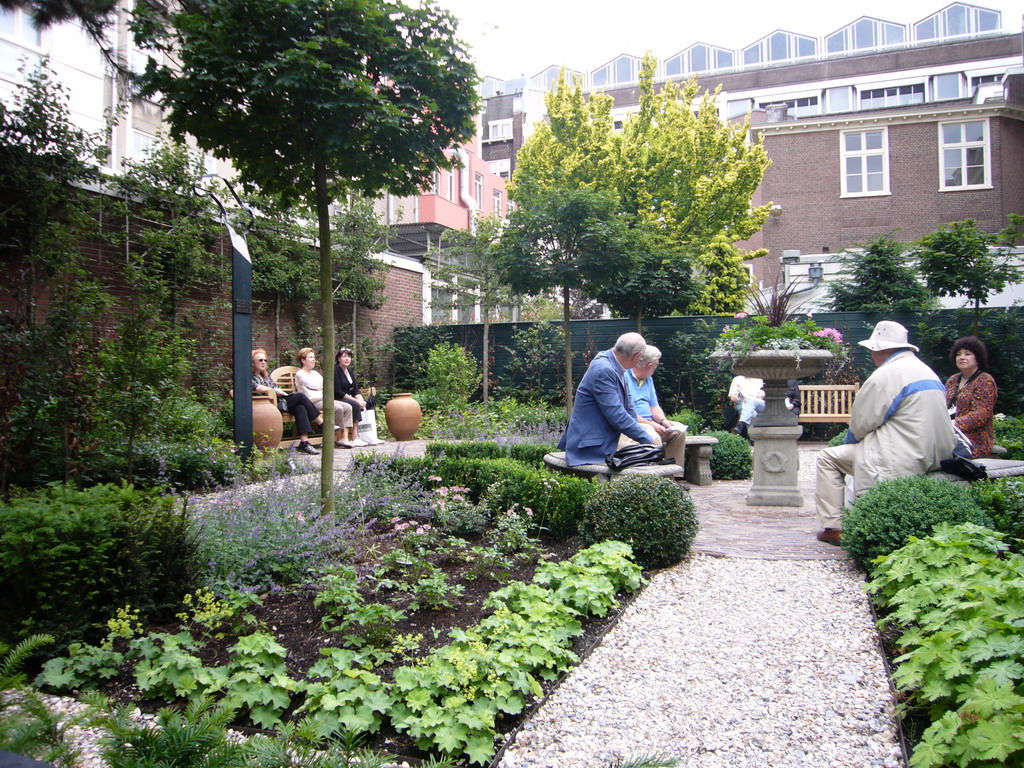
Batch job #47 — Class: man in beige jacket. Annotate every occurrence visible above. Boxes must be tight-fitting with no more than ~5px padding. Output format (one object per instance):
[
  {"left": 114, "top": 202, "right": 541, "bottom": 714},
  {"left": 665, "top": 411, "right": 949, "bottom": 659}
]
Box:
[{"left": 815, "top": 321, "right": 955, "bottom": 545}]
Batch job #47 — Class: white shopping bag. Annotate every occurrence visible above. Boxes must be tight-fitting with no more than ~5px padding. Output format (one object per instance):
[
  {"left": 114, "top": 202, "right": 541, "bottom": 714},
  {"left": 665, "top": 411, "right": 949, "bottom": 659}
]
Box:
[{"left": 358, "top": 407, "right": 385, "bottom": 445}]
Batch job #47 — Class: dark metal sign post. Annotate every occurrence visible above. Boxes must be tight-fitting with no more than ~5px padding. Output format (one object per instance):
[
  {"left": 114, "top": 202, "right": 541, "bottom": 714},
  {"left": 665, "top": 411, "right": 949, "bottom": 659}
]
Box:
[{"left": 196, "top": 176, "right": 256, "bottom": 459}]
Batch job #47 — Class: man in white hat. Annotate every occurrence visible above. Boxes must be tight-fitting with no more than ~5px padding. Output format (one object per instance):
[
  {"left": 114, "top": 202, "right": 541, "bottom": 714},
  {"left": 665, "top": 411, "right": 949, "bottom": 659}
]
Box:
[{"left": 814, "top": 321, "right": 955, "bottom": 545}]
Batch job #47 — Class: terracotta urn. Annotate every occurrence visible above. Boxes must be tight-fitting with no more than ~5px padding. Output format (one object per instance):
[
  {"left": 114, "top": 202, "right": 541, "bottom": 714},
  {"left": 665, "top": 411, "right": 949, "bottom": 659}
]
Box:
[
  {"left": 384, "top": 393, "right": 422, "bottom": 441},
  {"left": 252, "top": 395, "right": 283, "bottom": 450}
]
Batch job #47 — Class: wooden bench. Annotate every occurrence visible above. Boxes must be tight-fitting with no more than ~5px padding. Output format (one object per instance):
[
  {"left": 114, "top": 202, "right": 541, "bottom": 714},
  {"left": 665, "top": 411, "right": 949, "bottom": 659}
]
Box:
[
  {"left": 799, "top": 384, "right": 860, "bottom": 424},
  {"left": 269, "top": 365, "right": 323, "bottom": 448},
  {"left": 543, "top": 435, "right": 719, "bottom": 487}
]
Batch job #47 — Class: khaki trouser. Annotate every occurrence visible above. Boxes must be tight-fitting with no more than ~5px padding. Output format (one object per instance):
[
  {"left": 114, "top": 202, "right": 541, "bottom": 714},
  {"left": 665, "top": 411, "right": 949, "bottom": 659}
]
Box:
[
  {"left": 618, "top": 422, "right": 688, "bottom": 467},
  {"left": 815, "top": 443, "right": 863, "bottom": 529},
  {"left": 308, "top": 395, "right": 354, "bottom": 429}
]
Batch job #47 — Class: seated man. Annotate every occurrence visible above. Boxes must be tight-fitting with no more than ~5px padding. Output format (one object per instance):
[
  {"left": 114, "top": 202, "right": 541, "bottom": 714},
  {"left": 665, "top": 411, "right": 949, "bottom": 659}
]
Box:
[
  {"left": 728, "top": 375, "right": 764, "bottom": 438},
  {"left": 814, "top": 321, "right": 955, "bottom": 545},
  {"left": 619, "top": 345, "right": 687, "bottom": 466},
  {"left": 558, "top": 332, "right": 651, "bottom": 466}
]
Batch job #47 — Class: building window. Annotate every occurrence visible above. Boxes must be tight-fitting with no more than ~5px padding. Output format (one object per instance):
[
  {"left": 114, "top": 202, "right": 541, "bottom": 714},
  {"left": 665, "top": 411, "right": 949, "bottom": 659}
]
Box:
[
  {"left": 859, "top": 83, "right": 924, "bottom": 110},
  {"left": 488, "top": 158, "right": 510, "bottom": 179},
  {"left": 488, "top": 119, "right": 512, "bottom": 140},
  {"left": 841, "top": 129, "right": 888, "bottom": 197},
  {"left": 132, "top": 131, "right": 156, "bottom": 158},
  {"left": 431, "top": 170, "right": 440, "bottom": 195},
  {"left": 726, "top": 99, "right": 752, "bottom": 119},
  {"left": 970, "top": 74, "right": 1001, "bottom": 90},
  {"left": 492, "top": 189, "right": 502, "bottom": 214},
  {"left": 0, "top": 7, "right": 42, "bottom": 77},
  {"left": 758, "top": 96, "right": 819, "bottom": 119},
  {"left": 445, "top": 171, "right": 454, "bottom": 201},
  {"left": 940, "top": 120, "right": 989, "bottom": 189},
  {"left": 742, "top": 31, "right": 816, "bottom": 66},
  {"left": 825, "top": 17, "right": 905, "bottom": 54},
  {"left": 474, "top": 173, "right": 483, "bottom": 208},
  {"left": 914, "top": 3, "right": 1000, "bottom": 41},
  {"left": 934, "top": 73, "right": 962, "bottom": 100},
  {"left": 825, "top": 87, "right": 852, "bottom": 113}
]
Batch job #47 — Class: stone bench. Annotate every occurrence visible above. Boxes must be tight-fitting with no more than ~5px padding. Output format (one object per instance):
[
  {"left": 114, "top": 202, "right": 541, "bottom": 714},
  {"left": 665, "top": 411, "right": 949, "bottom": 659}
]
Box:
[
  {"left": 928, "top": 458, "right": 1024, "bottom": 483},
  {"left": 543, "top": 434, "right": 719, "bottom": 486},
  {"left": 543, "top": 451, "right": 684, "bottom": 483}
]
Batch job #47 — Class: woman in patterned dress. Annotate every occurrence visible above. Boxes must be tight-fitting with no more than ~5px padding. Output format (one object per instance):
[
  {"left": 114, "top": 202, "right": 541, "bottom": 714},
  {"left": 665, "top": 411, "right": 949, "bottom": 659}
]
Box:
[{"left": 944, "top": 336, "right": 998, "bottom": 458}]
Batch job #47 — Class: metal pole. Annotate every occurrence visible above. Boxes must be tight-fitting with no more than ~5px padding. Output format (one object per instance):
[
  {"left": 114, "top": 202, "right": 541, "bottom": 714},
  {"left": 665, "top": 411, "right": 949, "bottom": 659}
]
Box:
[{"left": 195, "top": 176, "right": 256, "bottom": 459}]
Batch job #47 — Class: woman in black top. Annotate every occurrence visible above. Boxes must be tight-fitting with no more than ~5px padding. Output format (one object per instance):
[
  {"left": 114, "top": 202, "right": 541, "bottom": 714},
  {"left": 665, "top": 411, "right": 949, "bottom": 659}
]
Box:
[{"left": 334, "top": 348, "right": 365, "bottom": 427}]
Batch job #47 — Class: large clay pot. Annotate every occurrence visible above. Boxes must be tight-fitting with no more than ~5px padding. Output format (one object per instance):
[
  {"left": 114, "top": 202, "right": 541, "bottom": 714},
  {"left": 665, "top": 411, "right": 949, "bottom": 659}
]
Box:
[
  {"left": 252, "top": 396, "right": 283, "bottom": 450},
  {"left": 384, "top": 393, "right": 422, "bottom": 441}
]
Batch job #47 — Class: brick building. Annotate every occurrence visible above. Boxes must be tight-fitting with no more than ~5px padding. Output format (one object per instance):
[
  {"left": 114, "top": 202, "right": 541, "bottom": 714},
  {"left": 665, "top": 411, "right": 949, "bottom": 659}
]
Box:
[{"left": 478, "top": 3, "right": 1023, "bottom": 296}]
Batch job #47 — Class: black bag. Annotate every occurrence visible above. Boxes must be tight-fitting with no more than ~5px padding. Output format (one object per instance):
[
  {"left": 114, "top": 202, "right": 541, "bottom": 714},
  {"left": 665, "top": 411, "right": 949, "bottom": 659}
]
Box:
[
  {"left": 276, "top": 394, "right": 289, "bottom": 413},
  {"left": 940, "top": 455, "right": 987, "bottom": 481},
  {"left": 605, "top": 443, "right": 668, "bottom": 470}
]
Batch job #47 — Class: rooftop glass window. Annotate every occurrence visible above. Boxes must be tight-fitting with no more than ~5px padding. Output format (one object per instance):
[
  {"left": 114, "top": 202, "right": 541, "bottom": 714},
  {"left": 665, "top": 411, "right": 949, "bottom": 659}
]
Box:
[
  {"left": 741, "top": 30, "right": 816, "bottom": 67},
  {"left": 590, "top": 54, "right": 641, "bottom": 88},
  {"left": 914, "top": 3, "right": 1001, "bottom": 41},
  {"left": 664, "top": 43, "right": 735, "bottom": 76},
  {"left": 825, "top": 17, "right": 906, "bottom": 54}
]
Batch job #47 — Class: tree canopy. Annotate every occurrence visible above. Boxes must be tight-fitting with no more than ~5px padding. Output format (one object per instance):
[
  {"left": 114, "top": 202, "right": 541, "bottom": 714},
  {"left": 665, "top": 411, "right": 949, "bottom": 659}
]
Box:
[
  {"left": 826, "top": 234, "right": 937, "bottom": 313},
  {"left": 135, "top": 0, "right": 479, "bottom": 510}
]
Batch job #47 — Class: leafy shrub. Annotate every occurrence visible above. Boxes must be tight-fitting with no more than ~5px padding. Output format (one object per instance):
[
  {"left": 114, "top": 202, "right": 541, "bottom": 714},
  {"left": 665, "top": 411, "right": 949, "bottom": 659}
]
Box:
[
  {"left": 995, "top": 414, "right": 1024, "bottom": 460},
  {"left": 667, "top": 407, "right": 701, "bottom": 433},
  {"left": 703, "top": 430, "right": 752, "bottom": 480},
  {"left": 828, "top": 429, "right": 849, "bottom": 447},
  {"left": 422, "top": 342, "right": 480, "bottom": 411},
  {"left": 0, "top": 483, "right": 197, "bottom": 650},
  {"left": 417, "top": 398, "right": 565, "bottom": 444},
  {"left": 426, "top": 440, "right": 554, "bottom": 465},
  {"left": 474, "top": 464, "right": 595, "bottom": 540},
  {"left": 126, "top": 436, "right": 238, "bottom": 491},
  {"left": 970, "top": 478, "right": 1024, "bottom": 551},
  {"left": 841, "top": 475, "right": 993, "bottom": 571},
  {"left": 580, "top": 475, "right": 699, "bottom": 569},
  {"left": 867, "top": 523, "right": 1024, "bottom": 768}
]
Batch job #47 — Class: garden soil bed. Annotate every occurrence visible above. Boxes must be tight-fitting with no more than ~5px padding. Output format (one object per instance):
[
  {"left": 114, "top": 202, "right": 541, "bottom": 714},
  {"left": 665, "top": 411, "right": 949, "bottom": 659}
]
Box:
[{"left": 97, "top": 534, "right": 642, "bottom": 763}]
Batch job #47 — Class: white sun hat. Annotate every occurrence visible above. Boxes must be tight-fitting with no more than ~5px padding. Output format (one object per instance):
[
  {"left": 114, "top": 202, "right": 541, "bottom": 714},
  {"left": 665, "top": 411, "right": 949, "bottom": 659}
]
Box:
[{"left": 858, "top": 320, "right": 919, "bottom": 352}]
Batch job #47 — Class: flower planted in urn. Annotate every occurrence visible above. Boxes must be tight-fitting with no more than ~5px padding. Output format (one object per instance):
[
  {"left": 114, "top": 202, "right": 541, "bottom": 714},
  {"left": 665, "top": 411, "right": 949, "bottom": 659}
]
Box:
[{"left": 714, "top": 315, "right": 847, "bottom": 361}]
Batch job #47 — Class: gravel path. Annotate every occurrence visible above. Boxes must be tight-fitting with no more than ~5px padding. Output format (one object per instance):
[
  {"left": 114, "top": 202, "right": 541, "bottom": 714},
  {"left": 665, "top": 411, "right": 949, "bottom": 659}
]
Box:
[{"left": 499, "top": 556, "right": 902, "bottom": 768}]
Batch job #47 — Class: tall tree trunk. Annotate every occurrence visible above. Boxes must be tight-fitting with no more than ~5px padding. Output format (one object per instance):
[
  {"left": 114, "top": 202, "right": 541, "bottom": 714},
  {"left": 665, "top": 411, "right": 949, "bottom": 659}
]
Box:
[
  {"left": 635, "top": 309, "right": 644, "bottom": 334},
  {"left": 563, "top": 286, "right": 573, "bottom": 416},
  {"left": 313, "top": 162, "right": 335, "bottom": 515},
  {"left": 482, "top": 315, "right": 490, "bottom": 405},
  {"left": 274, "top": 294, "right": 280, "bottom": 357}
]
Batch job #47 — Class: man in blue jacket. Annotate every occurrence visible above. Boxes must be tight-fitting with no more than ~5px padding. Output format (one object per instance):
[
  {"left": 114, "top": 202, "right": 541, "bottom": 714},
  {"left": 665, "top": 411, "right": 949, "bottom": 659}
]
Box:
[{"left": 558, "top": 332, "right": 651, "bottom": 466}]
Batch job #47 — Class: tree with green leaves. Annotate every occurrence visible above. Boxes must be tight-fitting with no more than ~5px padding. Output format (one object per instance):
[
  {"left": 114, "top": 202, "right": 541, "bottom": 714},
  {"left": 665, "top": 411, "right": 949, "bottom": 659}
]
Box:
[
  {"left": 432, "top": 215, "right": 513, "bottom": 403},
  {"left": 135, "top": 0, "right": 478, "bottom": 511},
  {"left": 497, "top": 186, "right": 632, "bottom": 411},
  {"left": 688, "top": 234, "right": 756, "bottom": 315},
  {"left": 331, "top": 196, "right": 389, "bottom": 350},
  {"left": 595, "top": 225, "right": 700, "bottom": 330},
  {"left": 614, "top": 56, "right": 772, "bottom": 255},
  {"left": 914, "top": 217, "right": 1023, "bottom": 335},
  {"left": 826, "top": 233, "right": 937, "bottom": 313}
]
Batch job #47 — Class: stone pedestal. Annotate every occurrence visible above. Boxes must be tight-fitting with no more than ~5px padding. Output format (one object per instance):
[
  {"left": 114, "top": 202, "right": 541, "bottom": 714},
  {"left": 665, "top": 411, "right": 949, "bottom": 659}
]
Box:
[
  {"left": 747, "top": 424, "right": 804, "bottom": 506},
  {"left": 712, "top": 349, "right": 833, "bottom": 507}
]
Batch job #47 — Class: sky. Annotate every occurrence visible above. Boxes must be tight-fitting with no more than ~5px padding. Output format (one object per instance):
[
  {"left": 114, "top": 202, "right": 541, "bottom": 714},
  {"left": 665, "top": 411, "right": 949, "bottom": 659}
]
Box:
[{"left": 431, "top": 0, "right": 1021, "bottom": 81}]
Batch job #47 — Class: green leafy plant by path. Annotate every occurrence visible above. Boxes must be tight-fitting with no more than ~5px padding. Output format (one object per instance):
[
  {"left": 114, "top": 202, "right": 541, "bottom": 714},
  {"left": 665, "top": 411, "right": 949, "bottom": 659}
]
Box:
[
  {"left": 867, "top": 523, "right": 1024, "bottom": 768},
  {"left": 841, "top": 476, "right": 993, "bottom": 570},
  {"left": 971, "top": 478, "right": 1024, "bottom": 552}
]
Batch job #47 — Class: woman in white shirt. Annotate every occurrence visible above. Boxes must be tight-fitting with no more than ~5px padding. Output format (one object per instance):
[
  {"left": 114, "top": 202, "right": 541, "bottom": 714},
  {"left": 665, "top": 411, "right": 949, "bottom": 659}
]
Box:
[{"left": 294, "top": 348, "right": 361, "bottom": 448}]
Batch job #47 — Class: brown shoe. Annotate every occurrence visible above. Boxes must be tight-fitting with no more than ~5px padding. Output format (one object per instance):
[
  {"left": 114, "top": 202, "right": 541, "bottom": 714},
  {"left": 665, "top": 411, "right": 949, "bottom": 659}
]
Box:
[{"left": 816, "top": 528, "right": 842, "bottom": 546}]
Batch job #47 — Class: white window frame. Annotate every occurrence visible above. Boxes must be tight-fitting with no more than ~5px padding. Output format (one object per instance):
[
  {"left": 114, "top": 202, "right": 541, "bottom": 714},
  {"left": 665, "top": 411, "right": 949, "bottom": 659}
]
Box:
[
  {"left": 473, "top": 172, "right": 483, "bottom": 209},
  {"left": 132, "top": 130, "right": 157, "bottom": 159},
  {"left": 840, "top": 128, "right": 890, "bottom": 198},
  {"left": 933, "top": 72, "right": 963, "bottom": 101},
  {"left": 492, "top": 188, "right": 502, "bottom": 214},
  {"left": 938, "top": 118, "right": 991, "bottom": 191},
  {"left": 0, "top": 6, "right": 43, "bottom": 79},
  {"left": 859, "top": 83, "right": 925, "bottom": 110},
  {"left": 488, "top": 119, "right": 512, "bottom": 140}
]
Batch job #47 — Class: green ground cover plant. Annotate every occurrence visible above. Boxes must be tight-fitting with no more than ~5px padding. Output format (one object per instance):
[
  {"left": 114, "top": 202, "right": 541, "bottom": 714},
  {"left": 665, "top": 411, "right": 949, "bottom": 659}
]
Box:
[
  {"left": 867, "top": 523, "right": 1024, "bottom": 768},
  {"left": 971, "top": 478, "right": 1024, "bottom": 551},
  {"left": 840, "top": 476, "right": 993, "bottom": 570}
]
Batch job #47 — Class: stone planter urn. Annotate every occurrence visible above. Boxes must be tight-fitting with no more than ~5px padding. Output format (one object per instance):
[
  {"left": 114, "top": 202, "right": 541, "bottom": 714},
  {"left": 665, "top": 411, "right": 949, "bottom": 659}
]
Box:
[
  {"left": 711, "top": 349, "right": 833, "bottom": 507},
  {"left": 384, "top": 393, "right": 422, "bottom": 441},
  {"left": 252, "top": 395, "right": 283, "bottom": 450}
]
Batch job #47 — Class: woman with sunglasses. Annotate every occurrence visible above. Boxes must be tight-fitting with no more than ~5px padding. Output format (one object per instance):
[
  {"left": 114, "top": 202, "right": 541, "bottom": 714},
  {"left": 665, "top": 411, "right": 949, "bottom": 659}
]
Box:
[{"left": 251, "top": 348, "right": 321, "bottom": 455}]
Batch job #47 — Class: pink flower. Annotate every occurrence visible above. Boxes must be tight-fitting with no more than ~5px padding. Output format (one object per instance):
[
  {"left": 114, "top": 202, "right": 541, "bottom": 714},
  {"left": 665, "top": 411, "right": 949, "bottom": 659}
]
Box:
[
  {"left": 428, "top": 475, "right": 442, "bottom": 482},
  {"left": 734, "top": 312, "right": 748, "bottom": 318},
  {"left": 437, "top": 487, "right": 448, "bottom": 497}
]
